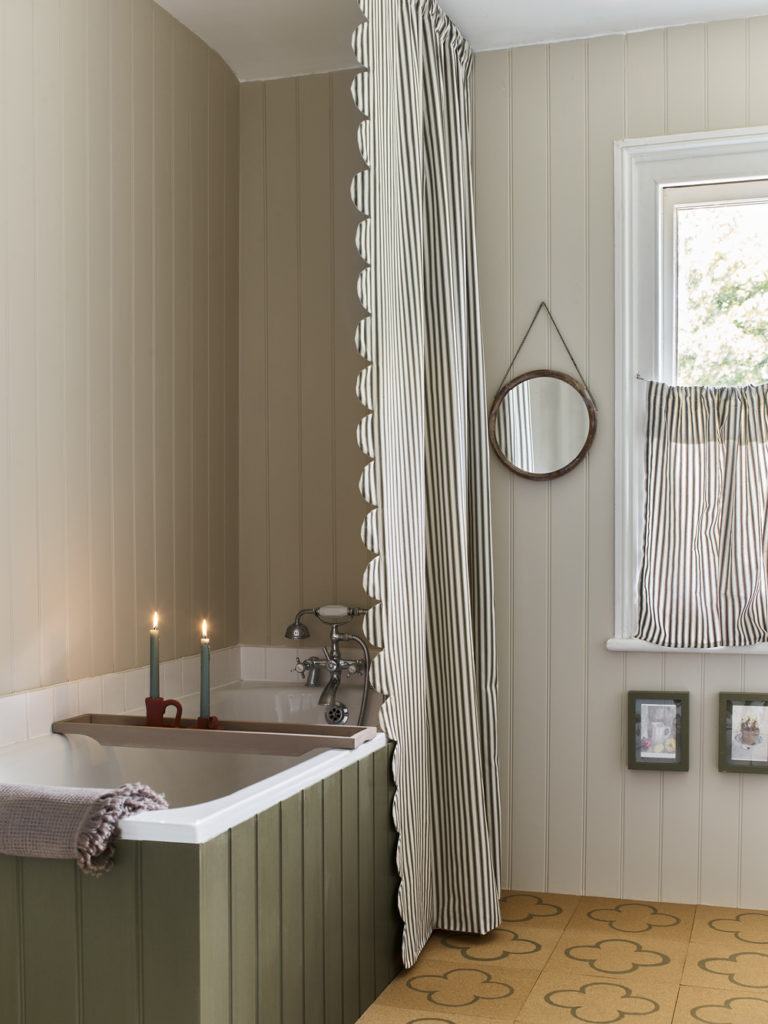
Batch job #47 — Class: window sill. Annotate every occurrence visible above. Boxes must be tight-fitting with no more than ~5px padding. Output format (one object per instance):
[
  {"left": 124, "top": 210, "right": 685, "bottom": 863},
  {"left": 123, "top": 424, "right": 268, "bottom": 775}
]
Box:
[{"left": 606, "top": 637, "right": 768, "bottom": 655}]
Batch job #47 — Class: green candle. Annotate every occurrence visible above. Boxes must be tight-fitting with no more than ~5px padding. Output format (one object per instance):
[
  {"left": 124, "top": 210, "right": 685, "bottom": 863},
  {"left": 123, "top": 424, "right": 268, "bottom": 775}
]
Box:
[
  {"left": 200, "top": 619, "right": 211, "bottom": 718},
  {"left": 149, "top": 612, "right": 160, "bottom": 699}
]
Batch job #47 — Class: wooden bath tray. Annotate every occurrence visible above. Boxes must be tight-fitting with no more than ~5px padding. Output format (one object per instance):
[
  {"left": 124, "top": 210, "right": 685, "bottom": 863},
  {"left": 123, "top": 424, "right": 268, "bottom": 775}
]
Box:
[{"left": 51, "top": 714, "right": 378, "bottom": 756}]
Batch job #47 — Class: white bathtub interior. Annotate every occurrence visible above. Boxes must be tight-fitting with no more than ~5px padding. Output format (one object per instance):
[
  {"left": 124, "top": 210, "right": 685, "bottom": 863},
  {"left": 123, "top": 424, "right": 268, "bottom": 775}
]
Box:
[{"left": 0, "top": 679, "right": 384, "bottom": 845}]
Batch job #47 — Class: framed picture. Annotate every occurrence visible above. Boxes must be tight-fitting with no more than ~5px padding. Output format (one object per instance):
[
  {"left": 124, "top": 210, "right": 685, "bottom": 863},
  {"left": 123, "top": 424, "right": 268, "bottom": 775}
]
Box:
[
  {"left": 719, "top": 693, "right": 768, "bottom": 773},
  {"left": 627, "top": 691, "right": 689, "bottom": 771}
]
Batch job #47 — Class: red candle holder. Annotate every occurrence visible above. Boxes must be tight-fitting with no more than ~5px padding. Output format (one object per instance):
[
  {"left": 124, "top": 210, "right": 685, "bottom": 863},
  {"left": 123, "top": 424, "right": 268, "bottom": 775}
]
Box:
[
  {"left": 195, "top": 715, "right": 221, "bottom": 730},
  {"left": 145, "top": 696, "right": 183, "bottom": 727}
]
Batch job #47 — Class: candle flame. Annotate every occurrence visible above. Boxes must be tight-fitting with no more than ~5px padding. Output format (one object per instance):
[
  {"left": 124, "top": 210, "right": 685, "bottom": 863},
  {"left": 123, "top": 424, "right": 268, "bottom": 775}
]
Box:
[
  {"left": 152, "top": 611, "right": 159, "bottom": 629},
  {"left": 202, "top": 619, "right": 208, "bottom": 639}
]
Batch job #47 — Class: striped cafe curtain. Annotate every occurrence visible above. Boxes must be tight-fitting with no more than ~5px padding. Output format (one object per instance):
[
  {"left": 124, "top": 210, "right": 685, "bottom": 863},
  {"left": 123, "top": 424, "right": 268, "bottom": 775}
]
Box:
[
  {"left": 351, "top": 0, "right": 501, "bottom": 966},
  {"left": 637, "top": 381, "right": 768, "bottom": 647}
]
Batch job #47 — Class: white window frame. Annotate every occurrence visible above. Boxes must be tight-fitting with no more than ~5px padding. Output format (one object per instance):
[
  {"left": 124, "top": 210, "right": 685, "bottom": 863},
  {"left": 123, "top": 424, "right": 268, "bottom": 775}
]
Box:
[{"left": 611, "top": 126, "right": 768, "bottom": 654}]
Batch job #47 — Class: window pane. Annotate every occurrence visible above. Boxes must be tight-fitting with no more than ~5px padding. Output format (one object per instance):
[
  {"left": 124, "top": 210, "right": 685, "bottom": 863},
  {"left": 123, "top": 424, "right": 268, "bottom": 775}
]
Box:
[{"left": 677, "top": 202, "right": 768, "bottom": 386}]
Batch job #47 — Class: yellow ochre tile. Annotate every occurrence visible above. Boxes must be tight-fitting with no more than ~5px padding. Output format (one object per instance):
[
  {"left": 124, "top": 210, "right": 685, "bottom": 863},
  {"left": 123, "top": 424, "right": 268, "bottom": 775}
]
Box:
[
  {"left": 355, "top": 1004, "right": 509, "bottom": 1024},
  {"left": 374, "top": 956, "right": 539, "bottom": 1020},
  {"left": 682, "top": 942, "right": 768, "bottom": 994},
  {"left": 498, "top": 890, "right": 579, "bottom": 930},
  {"left": 420, "top": 922, "right": 560, "bottom": 971},
  {"left": 567, "top": 896, "right": 695, "bottom": 941},
  {"left": 692, "top": 905, "right": 768, "bottom": 948},
  {"left": 517, "top": 969, "right": 679, "bottom": 1023},
  {"left": 672, "top": 984, "right": 768, "bottom": 1023},
  {"left": 546, "top": 927, "right": 687, "bottom": 986}
]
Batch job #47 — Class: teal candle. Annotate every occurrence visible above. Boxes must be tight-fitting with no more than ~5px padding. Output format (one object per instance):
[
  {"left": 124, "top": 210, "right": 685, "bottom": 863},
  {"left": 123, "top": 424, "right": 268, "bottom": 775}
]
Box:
[
  {"left": 149, "top": 612, "right": 160, "bottom": 699},
  {"left": 200, "top": 619, "right": 211, "bottom": 718}
]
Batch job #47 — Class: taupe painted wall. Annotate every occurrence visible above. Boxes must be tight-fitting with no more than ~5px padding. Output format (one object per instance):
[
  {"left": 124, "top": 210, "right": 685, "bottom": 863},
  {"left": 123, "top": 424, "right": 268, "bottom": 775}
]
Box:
[
  {"left": 475, "top": 17, "right": 768, "bottom": 905},
  {"left": 239, "top": 72, "right": 368, "bottom": 647},
  {"left": 0, "top": 0, "right": 239, "bottom": 695}
]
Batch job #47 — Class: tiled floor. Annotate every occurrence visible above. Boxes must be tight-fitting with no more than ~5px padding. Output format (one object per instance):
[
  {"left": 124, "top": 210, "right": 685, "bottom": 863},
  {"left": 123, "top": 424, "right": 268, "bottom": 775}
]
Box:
[{"left": 356, "top": 891, "right": 768, "bottom": 1023}]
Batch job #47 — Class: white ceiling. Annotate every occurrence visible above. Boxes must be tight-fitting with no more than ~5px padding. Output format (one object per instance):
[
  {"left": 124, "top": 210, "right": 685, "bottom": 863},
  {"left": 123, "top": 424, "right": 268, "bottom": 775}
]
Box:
[{"left": 156, "top": 0, "right": 768, "bottom": 82}]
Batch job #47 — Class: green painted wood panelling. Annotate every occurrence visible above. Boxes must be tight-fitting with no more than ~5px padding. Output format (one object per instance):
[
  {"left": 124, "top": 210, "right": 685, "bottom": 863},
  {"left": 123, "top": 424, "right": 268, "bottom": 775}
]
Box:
[
  {"left": 281, "top": 793, "right": 304, "bottom": 1024},
  {"left": 0, "top": 857, "right": 23, "bottom": 1024},
  {"left": 199, "top": 832, "right": 232, "bottom": 1023},
  {"left": 256, "top": 803, "right": 282, "bottom": 1023},
  {"left": 341, "top": 764, "right": 360, "bottom": 1023},
  {"left": 302, "top": 781, "right": 325, "bottom": 1023},
  {"left": 0, "top": 743, "right": 401, "bottom": 1024},
  {"left": 140, "top": 841, "right": 202, "bottom": 1024},
  {"left": 357, "top": 753, "right": 376, "bottom": 1011},
  {"left": 80, "top": 841, "right": 140, "bottom": 1024},
  {"left": 21, "top": 859, "right": 81, "bottom": 1021},
  {"left": 230, "top": 819, "right": 258, "bottom": 1021},
  {"left": 322, "top": 771, "right": 343, "bottom": 1024}
]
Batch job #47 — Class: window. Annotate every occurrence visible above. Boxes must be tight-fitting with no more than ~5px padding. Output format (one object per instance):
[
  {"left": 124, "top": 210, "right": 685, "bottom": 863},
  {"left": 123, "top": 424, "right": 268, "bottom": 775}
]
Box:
[{"left": 612, "top": 127, "right": 768, "bottom": 649}]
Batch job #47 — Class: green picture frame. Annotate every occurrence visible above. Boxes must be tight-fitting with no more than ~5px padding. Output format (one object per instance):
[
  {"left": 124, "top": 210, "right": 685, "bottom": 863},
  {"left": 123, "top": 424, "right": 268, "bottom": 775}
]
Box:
[
  {"left": 627, "top": 691, "right": 689, "bottom": 771},
  {"left": 718, "top": 692, "right": 768, "bottom": 773}
]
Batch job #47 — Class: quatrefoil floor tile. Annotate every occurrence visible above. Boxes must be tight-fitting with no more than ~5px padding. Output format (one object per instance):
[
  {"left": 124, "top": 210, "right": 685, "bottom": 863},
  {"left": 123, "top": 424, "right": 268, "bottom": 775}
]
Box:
[
  {"left": 517, "top": 970, "right": 679, "bottom": 1023},
  {"left": 355, "top": 1003, "right": 506, "bottom": 1024},
  {"left": 545, "top": 930, "right": 687, "bottom": 986},
  {"left": 499, "top": 890, "right": 579, "bottom": 930},
  {"left": 420, "top": 923, "right": 559, "bottom": 971},
  {"left": 568, "top": 898, "right": 695, "bottom": 941},
  {"left": 692, "top": 907, "right": 768, "bottom": 949},
  {"left": 374, "top": 956, "right": 539, "bottom": 1020},
  {"left": 671, "top": 985, "right": 768, "bottom": 1023},
  {"left": 682, "top": 945, "right": 768, "bottom": 994}
]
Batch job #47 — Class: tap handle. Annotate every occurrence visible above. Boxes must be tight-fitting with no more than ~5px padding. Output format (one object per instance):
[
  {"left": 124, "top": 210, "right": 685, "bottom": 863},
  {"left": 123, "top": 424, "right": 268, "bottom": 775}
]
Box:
[{"left": 293, "top": 657, "right": 306, "bottom": 676}]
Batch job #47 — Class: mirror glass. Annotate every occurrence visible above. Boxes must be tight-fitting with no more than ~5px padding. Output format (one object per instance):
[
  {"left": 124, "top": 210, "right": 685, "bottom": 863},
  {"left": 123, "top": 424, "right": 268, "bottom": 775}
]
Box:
[{"left": 489, "top": 371, "right": 596, "bottom": 479}]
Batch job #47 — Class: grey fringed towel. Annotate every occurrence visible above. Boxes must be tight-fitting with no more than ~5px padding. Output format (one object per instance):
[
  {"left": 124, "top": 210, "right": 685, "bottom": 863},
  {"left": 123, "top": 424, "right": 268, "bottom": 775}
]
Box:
[{"left": 0, "top": 782, "right": 167, "bottom": 875}]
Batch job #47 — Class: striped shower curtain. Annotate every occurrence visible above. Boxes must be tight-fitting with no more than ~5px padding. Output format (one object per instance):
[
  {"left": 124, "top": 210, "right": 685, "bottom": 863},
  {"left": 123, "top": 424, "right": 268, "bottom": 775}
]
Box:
[
  {"left": 637, "top": 381, "right": 768, "bottom": 647},
  {"left": 351, "top": 0, "right": 501, "bottom": 967}
]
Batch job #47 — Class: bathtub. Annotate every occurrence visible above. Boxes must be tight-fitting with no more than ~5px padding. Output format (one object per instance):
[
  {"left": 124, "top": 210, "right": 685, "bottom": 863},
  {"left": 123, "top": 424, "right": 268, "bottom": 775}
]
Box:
[{"left": 0, "top": 680, "right": 401, "bottom": 1024}]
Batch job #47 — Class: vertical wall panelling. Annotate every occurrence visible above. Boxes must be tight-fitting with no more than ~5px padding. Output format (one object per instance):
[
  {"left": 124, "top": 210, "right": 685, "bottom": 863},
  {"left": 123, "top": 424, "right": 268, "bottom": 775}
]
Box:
[
  {"left": 707, "top": 20, "right": 747, "bottom": 129},
  {"left": 0, "top": 0, "right": 239, "bottom": 696},
  {"left": 509, "top": 44, "right": 551, "bottom": 893},
  {"left": 238, "top": 81, "right": 269, "bottom": 646},
  {"left": 748, "top": 17, "right": 768, "bottom": 124},
  {"left": 112, "top": 0, "right": 138, "bottom": 673},
  {"left": 323, "top": 772, "right": 344, "bottom": 1024},
  {"left": 153, "top": 7, "right": 175, "bottom": 651},
  {"left": 239, "top": 72, "right": 369, "bottom": 647},
  {"left": 473, "top": 49, "right": 514, "bottom": 886},
  {"left": 280, "top": 794, "right": 304, "bottom": 1023},
  {"left": 265, "top": 78, "right": 302, "bottom": 645},
  {"left": 35, "top": 0, "right": 67, "bottom": 689},
  {"left": 133, "top": 0, "right": 156, "bottom": 665},
  {"left": 88, "top": 0, "right": 116, "bottom": 675},
  {"left": 299, "top": 76, "right": 335, "bottom": 606},
  {"left": 665, "top": 25, "right": 707, "bottom": 134},
  {"left": 331, "top": 71, "right": 368, "bottom": 610},
  {"left": 546, "top": 40, "right": 589, "bottom": 896},
  {"left": 583, "top": 33, "right": 625, "bottom": 900},
  {"left": 7, "top": 0, "right": 41, "bottom": 692},
  {"left": 475, "top": 16, "right": 768, "bottom": 909}
]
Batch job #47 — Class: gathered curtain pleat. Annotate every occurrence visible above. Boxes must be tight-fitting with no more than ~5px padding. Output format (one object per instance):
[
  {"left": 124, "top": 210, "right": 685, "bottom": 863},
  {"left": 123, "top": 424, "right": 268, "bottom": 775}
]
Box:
[
  {"left": 351, "top": 0, "right": 501, "bottom": 968},
  {"left": 637, "top": 380, "right": 768, "bottom": 648}
]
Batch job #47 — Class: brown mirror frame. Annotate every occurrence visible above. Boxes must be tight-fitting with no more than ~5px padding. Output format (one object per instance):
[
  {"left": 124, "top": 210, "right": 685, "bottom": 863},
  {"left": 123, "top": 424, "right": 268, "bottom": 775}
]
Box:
[{"left": 488, "top": 369, "right": 597, "bottom": 481}]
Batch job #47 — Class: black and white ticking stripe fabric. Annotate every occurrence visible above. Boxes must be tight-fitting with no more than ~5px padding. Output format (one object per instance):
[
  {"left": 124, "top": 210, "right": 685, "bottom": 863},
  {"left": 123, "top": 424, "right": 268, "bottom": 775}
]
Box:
[
  {"left": 637, "top": 381, "right": 768, "bottom": 647},
  {"left": 351, "top": 0, "right": 501, "bottom": 968}
]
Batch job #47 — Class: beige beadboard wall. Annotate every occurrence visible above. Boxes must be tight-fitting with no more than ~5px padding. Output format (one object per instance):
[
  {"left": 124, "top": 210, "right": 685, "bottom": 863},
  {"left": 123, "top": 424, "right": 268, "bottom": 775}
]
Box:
[
  {"left": 475, "top": 17, "right": 768, "bottom": 908},
  {"left": 0, "top": 0, "right": 239, "bottom": 696},
  {"left": 239, "top": 72, "right": 369, "bottom": 647}
]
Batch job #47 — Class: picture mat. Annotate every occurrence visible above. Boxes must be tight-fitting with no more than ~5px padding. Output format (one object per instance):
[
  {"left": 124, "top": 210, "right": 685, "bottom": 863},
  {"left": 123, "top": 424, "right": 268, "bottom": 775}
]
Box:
[
  {"left": 730, "top": 702, "right": 768, "bottom": 763},
  {"left": 639, "top": 701, "right": 678, "bottom": 760}
]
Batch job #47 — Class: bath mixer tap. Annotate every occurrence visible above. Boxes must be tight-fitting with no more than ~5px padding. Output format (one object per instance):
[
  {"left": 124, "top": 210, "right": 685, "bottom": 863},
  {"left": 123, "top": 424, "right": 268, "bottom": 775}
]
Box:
[{"left": 283, "top": 606, "right": 371, "bottom": 726}]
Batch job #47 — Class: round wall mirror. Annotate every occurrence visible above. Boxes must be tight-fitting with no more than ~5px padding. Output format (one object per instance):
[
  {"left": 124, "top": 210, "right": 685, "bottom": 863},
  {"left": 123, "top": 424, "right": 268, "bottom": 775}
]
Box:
[{"left": 489, "top": 370, "right": 597, "bottom": 480}]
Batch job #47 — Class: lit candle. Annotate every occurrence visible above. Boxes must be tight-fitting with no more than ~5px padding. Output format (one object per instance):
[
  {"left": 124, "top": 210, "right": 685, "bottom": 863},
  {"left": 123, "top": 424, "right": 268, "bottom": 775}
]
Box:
[
  {"left": 149, "top": 611, "right": 160, "bottom": 699},
  {"left": 200, "top": 619, "right": 211, "bottom": 718}
]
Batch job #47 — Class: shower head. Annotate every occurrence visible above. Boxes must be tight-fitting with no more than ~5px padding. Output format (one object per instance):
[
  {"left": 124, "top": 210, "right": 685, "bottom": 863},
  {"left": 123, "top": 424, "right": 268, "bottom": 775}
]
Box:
[{"left": 284, "top": 609, "right": 313, "bottom": 640}]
